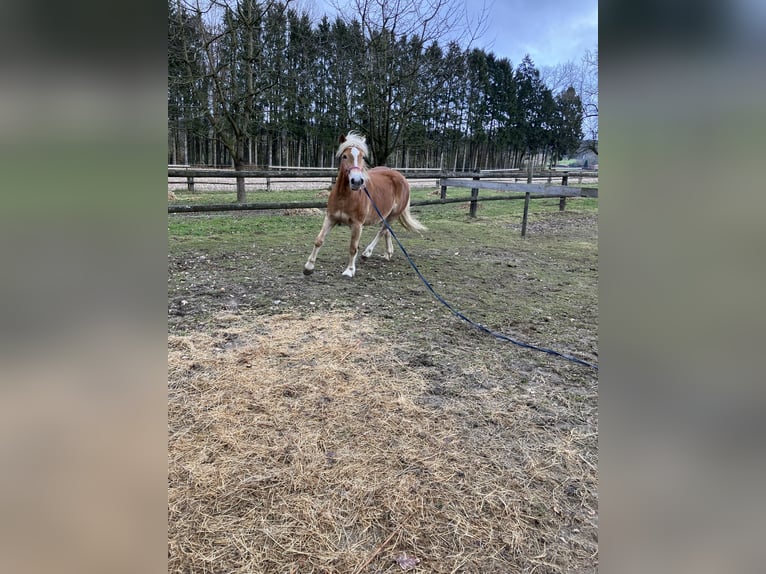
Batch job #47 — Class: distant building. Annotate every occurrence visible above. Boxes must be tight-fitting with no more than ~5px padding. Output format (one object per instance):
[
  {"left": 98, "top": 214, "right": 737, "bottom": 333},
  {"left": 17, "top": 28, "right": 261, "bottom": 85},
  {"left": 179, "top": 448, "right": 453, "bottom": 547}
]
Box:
[
  {"left": 556, "top": 140, "right": 598, "bottom": 169},
  {"left": 577, "top": 142, "right": 598, "bottom": 169}
]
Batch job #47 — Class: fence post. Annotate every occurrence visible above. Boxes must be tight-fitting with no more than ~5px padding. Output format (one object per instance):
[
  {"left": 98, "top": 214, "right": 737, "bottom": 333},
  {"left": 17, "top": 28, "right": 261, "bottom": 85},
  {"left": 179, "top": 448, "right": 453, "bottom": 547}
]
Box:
[
  {"left": 560, "top": 172, "right": 569, "bottom": 211},
  {"left": 266, "top": 176, "right": 271, "bottom": 192},
  {"left": 186, "top": 176, "right": 194, "bottom": 192},
  {"left": 521, "top": 160, "right": 532, "bottom": 236},
  {"left": 440, "top": 183, "right": 447, "bottom": 200},
  {"left": 469, "top": 176, "right": 480, "bottom": 218}
]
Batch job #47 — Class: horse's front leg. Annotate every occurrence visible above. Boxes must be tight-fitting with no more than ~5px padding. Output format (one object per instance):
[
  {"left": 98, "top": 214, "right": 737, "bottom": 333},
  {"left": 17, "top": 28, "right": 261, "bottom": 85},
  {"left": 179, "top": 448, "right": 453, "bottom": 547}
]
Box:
[
  {"left": 304, "top": 214, "right": 334, "bottom": 275},
  {"left": 342, "top": 222, "right": 363, "bottom": 278}
]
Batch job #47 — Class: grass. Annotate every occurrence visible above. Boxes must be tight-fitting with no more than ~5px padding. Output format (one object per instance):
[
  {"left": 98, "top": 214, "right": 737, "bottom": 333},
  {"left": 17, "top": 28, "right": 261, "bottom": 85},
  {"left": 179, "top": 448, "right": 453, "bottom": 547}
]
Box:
[
  {"left": 169, "top": 187, "right": 331, "bottom": 206},
  {"left": 168, "top": 193, "right": 597, "bottom": 340}
]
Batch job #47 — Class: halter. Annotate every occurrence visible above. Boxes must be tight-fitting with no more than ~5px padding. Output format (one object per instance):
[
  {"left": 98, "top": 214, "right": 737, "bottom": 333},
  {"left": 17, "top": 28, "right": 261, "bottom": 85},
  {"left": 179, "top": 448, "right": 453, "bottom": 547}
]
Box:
[{"left": 343, "top": 162, "right": 364, "bottom": 174}]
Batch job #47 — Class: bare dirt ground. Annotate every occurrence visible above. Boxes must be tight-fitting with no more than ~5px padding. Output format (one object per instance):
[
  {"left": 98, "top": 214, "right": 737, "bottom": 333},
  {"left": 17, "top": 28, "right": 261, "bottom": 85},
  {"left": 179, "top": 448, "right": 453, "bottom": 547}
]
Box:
[{"left": 168, "top": 203, "right": 598, "bottom": 573}]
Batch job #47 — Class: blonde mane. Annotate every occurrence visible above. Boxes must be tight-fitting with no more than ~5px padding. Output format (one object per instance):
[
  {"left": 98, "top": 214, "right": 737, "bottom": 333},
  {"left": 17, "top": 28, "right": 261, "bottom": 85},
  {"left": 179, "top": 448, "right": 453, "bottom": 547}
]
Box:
[{"left": 336, "top": 131, "right": 369, "bottom": 159}]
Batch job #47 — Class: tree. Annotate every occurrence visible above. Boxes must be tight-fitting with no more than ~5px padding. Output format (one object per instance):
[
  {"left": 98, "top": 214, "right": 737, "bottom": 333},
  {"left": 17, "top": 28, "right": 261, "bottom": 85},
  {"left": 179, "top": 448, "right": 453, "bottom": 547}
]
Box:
[
  {"left": 541, "top": 46, "right": 598, "bottom": 154},
  {"left": 438, "top": 41, "right": 469, "bottom": 170},
  {"left": 549, "top": 86, "right": 584, "bottom": 166},
  {"left": 284, "top": 8, "right": 316, "bottom": 166},
  {"left": 168, "top": 0, "right": 210, "bottom": 164},
  {"left": 580, "top": 48, "right": 598, "bottom": 155},
  {"left": 485, "top": 55, "right": 516, "bottom": 167},
  {"left": 513, "top": 54, "right": 552, "bottom": 167},
  {"left": 168, "top": 3, "right": 592, "bottom": 172},
  {"left": 334, "top": 0, "right": 486, "bottom": 165},
  {"left": 176, "top": 0, "right": 292, "bottom": 202},
  {"left": 464, "top": 48, "right": 491, "bottom": 169}
]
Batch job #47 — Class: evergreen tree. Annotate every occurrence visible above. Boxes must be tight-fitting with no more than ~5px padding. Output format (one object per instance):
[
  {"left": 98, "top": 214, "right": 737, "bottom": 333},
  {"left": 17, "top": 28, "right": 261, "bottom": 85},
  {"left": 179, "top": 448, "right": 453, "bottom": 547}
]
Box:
[
  {"left": 513, "top": 54, "right": 550, "bottom": 167},
  {"left": 285, "top": 9, "right": 316, "bottom": 166},
  {"left": 486, "top": 55, "right": 516, "bottom": 167},
  {"left": 168, "top": 0, "right": 209, "bottom": 164},
  {"left": 549, "top": 86, "right": 584, "bottom": 166},
  {"left": 349, "top": 0, "right": 471, "bottom": 165},
  {"left": 465, "top": 49, "right": 491, "bottom": 170},
  {"left": 167, "top": 3, "right": 593, "bottom": 171}
]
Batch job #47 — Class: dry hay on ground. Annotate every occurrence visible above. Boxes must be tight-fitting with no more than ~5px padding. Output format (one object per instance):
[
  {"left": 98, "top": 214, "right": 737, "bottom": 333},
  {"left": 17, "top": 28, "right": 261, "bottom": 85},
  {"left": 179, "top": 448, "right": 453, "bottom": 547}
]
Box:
[
  {"left": 168, "top": 311, "right": 598, "bottom": 573},
  {"left": 168, "top": 190, "right": 177, "bottom": 201},
  {"left": 281, "top": 208, "right": 323, "bottom": 217}
]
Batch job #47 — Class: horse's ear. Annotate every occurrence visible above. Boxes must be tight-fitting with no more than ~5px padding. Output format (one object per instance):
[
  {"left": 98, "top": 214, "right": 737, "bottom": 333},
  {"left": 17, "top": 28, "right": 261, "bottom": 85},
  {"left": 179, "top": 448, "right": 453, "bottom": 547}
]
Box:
[{"left": 339, "top": 134, "right": 346, "bottom": 144}]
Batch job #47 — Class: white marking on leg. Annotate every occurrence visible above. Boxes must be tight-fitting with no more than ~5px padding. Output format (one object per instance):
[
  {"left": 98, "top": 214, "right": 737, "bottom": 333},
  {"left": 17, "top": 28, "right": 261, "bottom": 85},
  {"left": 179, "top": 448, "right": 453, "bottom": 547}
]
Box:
[
  {"left": 384, "top": 229, "right": 394, "bottom": 260},
  {"left": 342, "top": 250, "right": 357, "bottom": 277},
  {"left": 362, "top": 226, "right": 384, "bottom": 259}
]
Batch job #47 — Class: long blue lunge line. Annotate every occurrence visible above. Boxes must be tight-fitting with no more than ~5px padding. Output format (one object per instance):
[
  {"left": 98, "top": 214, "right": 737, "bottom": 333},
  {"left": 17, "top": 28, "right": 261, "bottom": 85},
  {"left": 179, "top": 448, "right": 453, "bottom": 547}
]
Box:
[{"left": 362, "top": 186, "right": 598, "bottom": 371}]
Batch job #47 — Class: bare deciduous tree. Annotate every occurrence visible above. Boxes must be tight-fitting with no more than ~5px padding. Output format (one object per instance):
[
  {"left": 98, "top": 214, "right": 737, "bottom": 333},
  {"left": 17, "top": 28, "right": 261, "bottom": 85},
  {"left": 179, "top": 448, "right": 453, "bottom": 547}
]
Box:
[
  {"left": 331, "top": 0, "right": 488, "bottom": 165},
  {"left": 541, "top": 46, "right": 598, "bottom": 154},
  {"left": 176, "top": 0, "right": 292, "bottom": 202}
]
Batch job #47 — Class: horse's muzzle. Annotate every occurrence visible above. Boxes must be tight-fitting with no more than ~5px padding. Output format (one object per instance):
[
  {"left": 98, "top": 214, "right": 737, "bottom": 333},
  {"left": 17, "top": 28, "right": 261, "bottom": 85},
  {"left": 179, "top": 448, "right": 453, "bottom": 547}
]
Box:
[{"left": 349, "top": 174, "right": 364, "bottom": 190}]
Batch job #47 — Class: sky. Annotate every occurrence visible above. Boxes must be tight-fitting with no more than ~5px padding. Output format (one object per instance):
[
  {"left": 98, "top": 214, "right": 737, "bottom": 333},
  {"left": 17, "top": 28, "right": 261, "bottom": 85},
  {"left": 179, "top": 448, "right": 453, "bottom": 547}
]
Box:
[
  {"left": 300, "top": 0, "right": 598, "bottom": 70},
  {"left": 467, "top": 0, "right": 598, "bottom": 68}
]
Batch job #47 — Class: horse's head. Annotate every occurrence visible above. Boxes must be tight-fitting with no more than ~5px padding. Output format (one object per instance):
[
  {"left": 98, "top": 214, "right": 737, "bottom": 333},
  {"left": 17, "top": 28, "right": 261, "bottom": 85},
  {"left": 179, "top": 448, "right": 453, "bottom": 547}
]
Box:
[{"left": 336, "top": 132, "right": 369, "bottom": 191}]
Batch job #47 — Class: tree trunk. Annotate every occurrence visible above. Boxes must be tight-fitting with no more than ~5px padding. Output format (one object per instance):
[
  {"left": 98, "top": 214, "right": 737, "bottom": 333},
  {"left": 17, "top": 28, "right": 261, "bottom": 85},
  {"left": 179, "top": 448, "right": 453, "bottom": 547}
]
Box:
[
  {"left": 297, "top": 138, "right": 302, "bottom": 167},
  {"left": 234, "top": 158, "right": 246, "bottom": 203},
  {"left": 170, "top": 131, "right": 177, "bottom": 165}
]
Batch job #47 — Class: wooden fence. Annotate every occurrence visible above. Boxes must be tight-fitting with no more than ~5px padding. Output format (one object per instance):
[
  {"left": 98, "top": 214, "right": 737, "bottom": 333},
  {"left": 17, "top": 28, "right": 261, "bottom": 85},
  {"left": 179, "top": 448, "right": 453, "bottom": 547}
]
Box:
[
  {"left": 168, "top": 167, "right": 598, "bottom": 236},
  {"left": 438, "top": 174, "right": 598, "bottom": 236},
  {"left": 168, "top": 167, "right": 597, "bottom": 190}
]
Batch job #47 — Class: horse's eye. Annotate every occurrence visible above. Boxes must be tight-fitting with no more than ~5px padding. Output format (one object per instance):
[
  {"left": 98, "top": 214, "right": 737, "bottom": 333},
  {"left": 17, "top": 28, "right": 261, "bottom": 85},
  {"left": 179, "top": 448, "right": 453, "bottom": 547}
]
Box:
[{"left": 342, "top": 154, "right": 347, "bottom": 159}]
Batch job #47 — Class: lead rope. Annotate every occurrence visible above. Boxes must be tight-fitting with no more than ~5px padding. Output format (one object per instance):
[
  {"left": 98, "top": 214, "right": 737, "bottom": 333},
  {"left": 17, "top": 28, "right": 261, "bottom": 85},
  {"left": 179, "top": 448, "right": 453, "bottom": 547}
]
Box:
[{"left": 362, "top": 186, "right": 598, "bottom": 371}]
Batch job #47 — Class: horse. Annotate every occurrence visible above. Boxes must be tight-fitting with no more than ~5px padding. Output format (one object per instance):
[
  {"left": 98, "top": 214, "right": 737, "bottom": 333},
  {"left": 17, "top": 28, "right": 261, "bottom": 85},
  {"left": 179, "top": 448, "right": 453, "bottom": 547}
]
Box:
[{"left": 303, "top": 132, "right": 427, "bottom": 278}]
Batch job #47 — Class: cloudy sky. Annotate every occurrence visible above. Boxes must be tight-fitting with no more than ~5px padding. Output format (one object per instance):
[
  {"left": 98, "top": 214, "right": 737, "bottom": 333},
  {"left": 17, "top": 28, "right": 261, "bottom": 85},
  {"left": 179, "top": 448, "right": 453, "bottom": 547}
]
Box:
[
  {"left": 468, "top": 0, "right": 598, "bottom": 68},
  {"left": 301, "top": 0, "right": 597, "bottom": 69}
]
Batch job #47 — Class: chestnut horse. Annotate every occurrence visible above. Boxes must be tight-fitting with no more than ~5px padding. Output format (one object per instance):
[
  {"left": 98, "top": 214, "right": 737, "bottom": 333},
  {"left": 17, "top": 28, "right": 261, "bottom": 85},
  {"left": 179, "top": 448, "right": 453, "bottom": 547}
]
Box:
[{"left": 303, "top": 132, "right": 426, "bottom": 278}]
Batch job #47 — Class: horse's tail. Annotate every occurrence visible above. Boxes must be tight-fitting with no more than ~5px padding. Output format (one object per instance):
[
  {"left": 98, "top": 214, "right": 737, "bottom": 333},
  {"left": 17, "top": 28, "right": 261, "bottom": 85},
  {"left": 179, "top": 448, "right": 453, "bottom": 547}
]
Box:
[{"left": 399, "top": 202, "right": 427, "bottom": 233}]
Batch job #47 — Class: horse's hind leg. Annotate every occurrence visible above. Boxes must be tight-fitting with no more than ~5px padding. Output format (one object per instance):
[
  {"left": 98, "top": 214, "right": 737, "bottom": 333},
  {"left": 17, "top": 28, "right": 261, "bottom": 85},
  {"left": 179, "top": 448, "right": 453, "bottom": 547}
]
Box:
[
  {"left": 384, "top": 228, "right": 394, "bottom": 260},
  {"left": 361, "top": 223, "right": 386, "bottom": 260},
  {"left": 304, "top": 214, "right": 334, "bottom": 275}
]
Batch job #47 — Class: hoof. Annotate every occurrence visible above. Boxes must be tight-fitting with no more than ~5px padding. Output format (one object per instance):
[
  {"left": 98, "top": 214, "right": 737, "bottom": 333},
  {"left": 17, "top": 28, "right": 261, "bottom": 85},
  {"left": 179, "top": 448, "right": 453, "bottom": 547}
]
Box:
[
  {"left": 303, "top": 267, "right": 313, "bottom": 275},
  {"left": 360, "top": 255, "right": 369, "bottom": 262}
]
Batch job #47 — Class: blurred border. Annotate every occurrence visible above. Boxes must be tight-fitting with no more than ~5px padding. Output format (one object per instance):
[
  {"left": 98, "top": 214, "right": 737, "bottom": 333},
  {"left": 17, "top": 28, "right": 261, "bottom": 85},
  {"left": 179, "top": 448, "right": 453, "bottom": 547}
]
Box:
[
  {"left": 601, "top": 0, "right": 766, "bottom": 572},
  {"left": 3, "top": 1, "right": 766, "bottom": 572},
  {"left": 0, "top": 2, "right": 168, "bottom": 574}
]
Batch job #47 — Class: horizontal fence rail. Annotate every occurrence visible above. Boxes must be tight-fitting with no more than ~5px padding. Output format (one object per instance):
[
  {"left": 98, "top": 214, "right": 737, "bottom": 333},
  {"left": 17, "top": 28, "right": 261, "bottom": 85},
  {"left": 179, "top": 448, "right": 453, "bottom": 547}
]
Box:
[
  {"left": 168, "top": 167, "right": 598, "bottom": 180},
  {"left": 166, "top": 191, "right": 597, "bottom": 214},
  {"left": 439, "top": 178, "right": 598, "bottom": 196}
]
